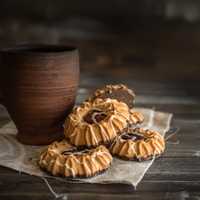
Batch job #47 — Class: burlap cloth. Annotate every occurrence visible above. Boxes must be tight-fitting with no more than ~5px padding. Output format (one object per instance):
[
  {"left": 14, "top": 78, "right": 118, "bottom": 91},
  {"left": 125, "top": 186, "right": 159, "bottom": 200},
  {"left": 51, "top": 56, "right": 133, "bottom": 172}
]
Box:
[{"left": 0, "top": 105, "right": 172, "bottom": 188}]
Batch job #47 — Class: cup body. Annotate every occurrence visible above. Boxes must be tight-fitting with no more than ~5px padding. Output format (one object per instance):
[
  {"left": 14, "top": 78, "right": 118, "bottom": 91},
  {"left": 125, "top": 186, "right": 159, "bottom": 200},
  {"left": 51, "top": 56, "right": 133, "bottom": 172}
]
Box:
[{"left": 0, "top": 45, "right": 79, "bottom": 145}]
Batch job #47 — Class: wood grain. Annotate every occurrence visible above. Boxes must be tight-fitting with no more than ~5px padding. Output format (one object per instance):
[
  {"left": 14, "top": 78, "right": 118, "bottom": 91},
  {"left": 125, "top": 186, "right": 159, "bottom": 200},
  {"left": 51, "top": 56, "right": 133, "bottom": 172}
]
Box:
[{"left": 0, "top": 73, "right": 200, "bottom": 199}]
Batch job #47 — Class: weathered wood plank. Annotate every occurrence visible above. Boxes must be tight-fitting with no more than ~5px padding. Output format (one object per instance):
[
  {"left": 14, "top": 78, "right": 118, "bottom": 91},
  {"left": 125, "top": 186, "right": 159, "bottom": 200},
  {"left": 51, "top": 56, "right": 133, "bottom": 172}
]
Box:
[
  {"left": 162, "top": 120, "right": 200, "bottom": 157},
  {"left": 0, "top": 172, "right": 200, "bottom": 195},
  {"left": 79, "top": 77, "right": 200, "bottom": 94},
  {"left": 1, "top": 191, "right": 200, "bottom": 200},
  {"left": 0, "top": 156, "right": 200, "bottom": 193},
  {"left": 77, "top": 93, "right": 200, "bottom": 107}
]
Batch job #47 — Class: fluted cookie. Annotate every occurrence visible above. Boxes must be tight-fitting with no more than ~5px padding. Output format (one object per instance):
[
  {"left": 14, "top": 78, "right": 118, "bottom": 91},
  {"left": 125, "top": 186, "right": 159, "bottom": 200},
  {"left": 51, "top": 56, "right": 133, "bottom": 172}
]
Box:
[
  {"left": 64, "top": 98, "right": 132, "bottom": 148},
  {"left": 110, "top": 127, "right": 165, "bottom": 161},
  {"left": 129, "top": 110, "right": 144, "bottom": 125},
  {"left": 39, "top": 139, "right": 112, "bottom": 178},
  {"left": 89, "top": 84, "right": 135, "bottom": 108}
]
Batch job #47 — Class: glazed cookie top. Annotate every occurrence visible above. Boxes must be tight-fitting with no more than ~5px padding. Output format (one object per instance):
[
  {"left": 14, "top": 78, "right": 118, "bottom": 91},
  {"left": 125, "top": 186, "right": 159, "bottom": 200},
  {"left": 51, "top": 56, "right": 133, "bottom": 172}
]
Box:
[
  {"left": 42, "top": 139, "right": 110, "bottom": 158},
  {"left": 89, "top": 84, "right": 135, "bottom": 108},
  {"left": 110, "top": 127, "right": 165, "bottom": 161},
  {"left": 39, "top": 139, "right": 112, "bottom": 177},
  {"left": 70, "top": 98, "right": 130, "bottom": 123},
  {"left": 64, "top": 98, "right": 132, "bottom": 147}
]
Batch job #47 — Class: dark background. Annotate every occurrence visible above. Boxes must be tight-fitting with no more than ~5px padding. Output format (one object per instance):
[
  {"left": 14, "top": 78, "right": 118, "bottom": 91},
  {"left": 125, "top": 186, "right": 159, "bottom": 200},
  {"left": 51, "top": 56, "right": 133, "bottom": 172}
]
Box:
[
  {"left": 1, "top": 1, "right": 200, "bottom": 199},
  {"left": 0, "top": 0, "right": 200, "bottom": 81}
]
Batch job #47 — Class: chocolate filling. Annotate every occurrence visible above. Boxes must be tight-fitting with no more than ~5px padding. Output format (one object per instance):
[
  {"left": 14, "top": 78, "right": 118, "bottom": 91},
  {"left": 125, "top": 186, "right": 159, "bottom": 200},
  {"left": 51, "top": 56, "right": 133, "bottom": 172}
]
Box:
[
  {"left": 61, "top": 148, "right": 77, "bottom": 155},
  {"left": 62, "top": 148, "right": 90, "bottom": 155},
  {"left": 84, "top": 109, "right": 107, "bottom": 124},
  {"left": 121, "top": 132, "right": 145, "bottom": 141}
]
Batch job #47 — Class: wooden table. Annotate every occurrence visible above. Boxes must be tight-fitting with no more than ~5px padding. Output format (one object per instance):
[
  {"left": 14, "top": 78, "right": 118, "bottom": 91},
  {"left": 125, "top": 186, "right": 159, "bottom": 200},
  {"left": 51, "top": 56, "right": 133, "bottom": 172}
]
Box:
[{"left": 0, "top": 72, "right": 200, "bottom": 200}]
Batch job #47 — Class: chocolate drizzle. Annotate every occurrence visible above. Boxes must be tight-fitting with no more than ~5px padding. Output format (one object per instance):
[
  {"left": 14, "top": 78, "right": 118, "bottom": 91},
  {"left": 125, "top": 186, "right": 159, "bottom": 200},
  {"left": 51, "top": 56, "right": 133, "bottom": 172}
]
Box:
[
  {"left": 121, "top": 132, "right": 147, "bottom": 141},
  {"left": 84, "top": 109, "right": 107, "bottom": 124},
  {"left": 62, "top": 148, "right": 91, "bottom": 155},
  {"left": 61, "top": 148, "right": 77, "bottom": 155}
]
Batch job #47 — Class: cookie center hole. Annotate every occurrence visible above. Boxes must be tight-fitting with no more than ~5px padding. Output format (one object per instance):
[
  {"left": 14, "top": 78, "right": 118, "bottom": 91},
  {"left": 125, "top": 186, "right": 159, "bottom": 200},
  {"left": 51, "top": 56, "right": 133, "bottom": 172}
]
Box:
[
  {"left": 61, "top": 148, "right": 77, "bottom": 155},
  {"left": 84, "top": 109, "right": 107, "bottom": 124},
  {"left": 62, "top": 148, "right": 90, "bottom": 155},
  {"left": 121, "top": 132, "right": 145, "bottom": 141}
]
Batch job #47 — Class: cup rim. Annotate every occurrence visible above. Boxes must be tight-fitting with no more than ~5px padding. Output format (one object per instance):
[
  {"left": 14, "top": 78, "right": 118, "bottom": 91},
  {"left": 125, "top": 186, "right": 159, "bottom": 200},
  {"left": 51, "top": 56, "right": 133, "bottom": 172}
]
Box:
[{"left": 0, "top": 44, "right": 78, "bottom": 55}]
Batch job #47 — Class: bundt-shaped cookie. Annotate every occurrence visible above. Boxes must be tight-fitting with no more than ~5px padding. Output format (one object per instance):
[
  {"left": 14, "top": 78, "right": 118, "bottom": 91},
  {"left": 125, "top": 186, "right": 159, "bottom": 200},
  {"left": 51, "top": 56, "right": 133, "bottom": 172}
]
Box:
[
  {"left": 64, "top": 98, "right": 132, "bottom": 148},
  {"left": 39, "top": 139, "right": 112, "bottom": 178},
  {"left": 110, "top": 127, "right": 165, "bottom": 161},
  {"left": 89, "top": 84, "right": 135, "bottom": 108}
]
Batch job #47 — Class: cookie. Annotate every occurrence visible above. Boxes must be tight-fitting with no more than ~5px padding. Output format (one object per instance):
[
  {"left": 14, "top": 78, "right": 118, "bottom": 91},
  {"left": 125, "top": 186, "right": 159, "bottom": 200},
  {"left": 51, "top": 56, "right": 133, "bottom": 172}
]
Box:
[
  {"left": 64, "top": 98, "right": 132, "bottom": 148},
  {"left": 89, "top": 84, "right": 135, "bottom": 108},
  {"left": 39, "top": 139, "right": 112, "bottom": 178},
  {"left": 110, "top": 127, "right": 165, "bottom": 161},
  {"left": 129, "top": 110, "right": 144, "bottom": 125}
]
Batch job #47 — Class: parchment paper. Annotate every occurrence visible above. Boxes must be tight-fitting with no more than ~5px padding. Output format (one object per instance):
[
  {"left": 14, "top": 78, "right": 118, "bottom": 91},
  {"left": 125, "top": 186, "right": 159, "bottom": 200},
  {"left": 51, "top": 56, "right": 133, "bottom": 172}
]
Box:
[{"left": 0, "top": 105, "right": 172, "bottom": 187}]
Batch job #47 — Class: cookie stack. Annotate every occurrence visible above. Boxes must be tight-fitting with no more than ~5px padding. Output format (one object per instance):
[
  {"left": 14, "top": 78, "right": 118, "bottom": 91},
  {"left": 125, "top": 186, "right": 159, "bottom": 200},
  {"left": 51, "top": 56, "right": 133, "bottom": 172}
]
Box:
[{"left": 39, "top": 84, "right": 165, "bottom": 178}]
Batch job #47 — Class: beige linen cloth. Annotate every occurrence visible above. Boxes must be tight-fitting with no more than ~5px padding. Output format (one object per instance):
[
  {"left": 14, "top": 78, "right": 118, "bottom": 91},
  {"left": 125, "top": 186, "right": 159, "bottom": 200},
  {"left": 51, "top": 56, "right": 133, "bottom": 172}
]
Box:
[{"left": 0, "top": 105, "right": 172, "bottom": 188}]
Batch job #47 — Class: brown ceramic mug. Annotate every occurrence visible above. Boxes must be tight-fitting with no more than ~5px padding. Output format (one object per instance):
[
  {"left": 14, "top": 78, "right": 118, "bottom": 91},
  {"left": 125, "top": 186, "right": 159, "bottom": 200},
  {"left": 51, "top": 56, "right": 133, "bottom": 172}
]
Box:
[{"left": 0, "top": 44, "right": 79, "bottom": 145}]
